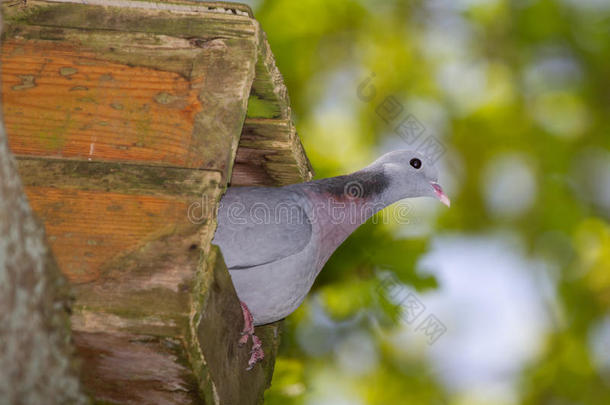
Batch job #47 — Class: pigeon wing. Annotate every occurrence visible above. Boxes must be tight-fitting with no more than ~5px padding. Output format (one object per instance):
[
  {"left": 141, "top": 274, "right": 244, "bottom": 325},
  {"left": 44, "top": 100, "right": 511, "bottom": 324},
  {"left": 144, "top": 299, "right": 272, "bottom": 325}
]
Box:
[{"left": 212, "top": 186, "right": 312, "bottom": 269}]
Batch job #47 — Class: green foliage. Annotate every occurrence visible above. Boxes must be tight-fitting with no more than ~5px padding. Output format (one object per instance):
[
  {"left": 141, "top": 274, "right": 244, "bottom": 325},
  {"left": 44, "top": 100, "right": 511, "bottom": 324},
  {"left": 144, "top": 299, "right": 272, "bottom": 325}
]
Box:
[{"left": 249, "top": 0, "right": 610, "bottom": 403}]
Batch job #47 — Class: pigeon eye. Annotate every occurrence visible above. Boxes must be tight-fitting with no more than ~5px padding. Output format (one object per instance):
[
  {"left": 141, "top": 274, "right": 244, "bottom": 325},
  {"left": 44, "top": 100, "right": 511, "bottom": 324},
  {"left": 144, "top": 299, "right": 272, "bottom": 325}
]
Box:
[{"left": 410, "top": 158, "right": 422, "bottom": 169}]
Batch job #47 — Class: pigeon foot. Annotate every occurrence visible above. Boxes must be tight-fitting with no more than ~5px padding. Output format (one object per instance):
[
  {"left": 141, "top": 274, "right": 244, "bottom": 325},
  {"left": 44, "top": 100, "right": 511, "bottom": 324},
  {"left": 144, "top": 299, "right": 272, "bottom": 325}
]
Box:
[
  {"left": 239, "top": 301, "right": 265, "bottom": 370},
  {"left": 239, "top": 301, "right": 254, "bottom": 346},
  {"left": 247, "top": 335, "right": 264, "bottom": 370}
]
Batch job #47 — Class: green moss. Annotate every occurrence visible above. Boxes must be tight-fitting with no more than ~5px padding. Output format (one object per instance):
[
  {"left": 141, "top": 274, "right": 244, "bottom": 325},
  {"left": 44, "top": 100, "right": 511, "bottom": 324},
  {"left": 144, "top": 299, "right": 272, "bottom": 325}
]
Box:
[
  {"left": 59, "top": 67, "right": 78, "bottom": 77},
  {"left": 184, "top": 248, "right": 218, "bottom": 404},
  {"left": 246, "top": 93, "right": 281, "bottom": 119},
  {"left": 3, "top": 2, "right": 253, "bottom": 38},
  {"left": 17, "top": 158, "right": 219, "bottom": 197},
  {"left": 135, "top": 116, "right": 152, "bottom": 142},
  {"left": 34, "top": 110, "right": 72, "bottom": 152}
]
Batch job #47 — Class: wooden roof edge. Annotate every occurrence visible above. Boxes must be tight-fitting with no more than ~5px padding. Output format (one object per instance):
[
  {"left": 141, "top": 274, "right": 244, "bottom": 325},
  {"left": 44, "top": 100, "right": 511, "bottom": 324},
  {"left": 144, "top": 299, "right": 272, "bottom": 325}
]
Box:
[
  {"left": 7, "top": 0, "right": 255, "bottom": 17},
  {"left": 231, "top": 19, "right": 314, "bottom": 186},
  {"left": 290, "top": 126, "right": 315, "bottom": 181},
  {"left": 2, "top": 0, "right": 312, "bottom": 184},
  {"left": 253, "top": 21, "right": 314, "bottom": 179},
  {"left": 252, "top": 27, "right": 292, "bottom": 120}
]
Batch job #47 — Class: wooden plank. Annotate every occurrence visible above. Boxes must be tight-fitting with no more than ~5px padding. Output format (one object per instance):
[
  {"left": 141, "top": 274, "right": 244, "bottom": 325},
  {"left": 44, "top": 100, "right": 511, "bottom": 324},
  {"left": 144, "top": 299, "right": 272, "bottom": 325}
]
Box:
[
  {"left": 3, "top": 39, "right": 204, "bottom": 166},
  {"left": 246, "top": 29, "right": 291, "bottom": 120},
  {"left": 73, "top": 331, "right": 201, "bottom": 405},
  {"left": 2, "top": 24, "right": 203, "bottom": 77},
  {"left": 19, "top": 158, "right": 220, "bottom": 284},
  {"left": 231, "top": 118, "right": 313, "bottom": 186},
  {"left": 232, "top": 20, "right": 314, "bottom": 186},
  {"left": 2, "top": 0, "right": 256, "bottom": 38},
  {"left": 69, "top": 218, "right": 204, "bottom": 336},
  {"left": 25, "top": 187, "right": 190, "bottom": 284},
  {"left": 20, "top": 161, "right": 222, "bottom": 398},
  {"left": 1, "top": 1, "right": 313, "bottom": 403},
  {"left": 17, "top": 157, "right": 221, "bottom": 196},
  {"left": 2, "top": 1, "right": 258, "bottom": 177},
  {"left": 195, "top": 246, "right": 281, "bottom": 405},
  {"left": 189, "top": 36, "right": 257, "bottom": 178}
]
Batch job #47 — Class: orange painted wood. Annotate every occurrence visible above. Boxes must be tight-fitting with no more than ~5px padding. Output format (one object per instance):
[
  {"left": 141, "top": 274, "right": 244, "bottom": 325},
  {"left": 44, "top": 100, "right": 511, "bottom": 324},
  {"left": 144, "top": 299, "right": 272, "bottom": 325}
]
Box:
[
  {"left": 2, "top": 39, "right": 204, "bottom": 167},
  {"left": 24, "top": 186, "right": 191, "bottom": 284}
]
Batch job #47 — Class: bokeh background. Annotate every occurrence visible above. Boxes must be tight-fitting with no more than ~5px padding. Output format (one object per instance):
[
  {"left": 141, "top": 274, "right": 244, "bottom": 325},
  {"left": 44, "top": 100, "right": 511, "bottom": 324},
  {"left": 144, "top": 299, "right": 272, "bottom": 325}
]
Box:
[{"left": 233, "top": 1, "right": 610, "bottom": 404}]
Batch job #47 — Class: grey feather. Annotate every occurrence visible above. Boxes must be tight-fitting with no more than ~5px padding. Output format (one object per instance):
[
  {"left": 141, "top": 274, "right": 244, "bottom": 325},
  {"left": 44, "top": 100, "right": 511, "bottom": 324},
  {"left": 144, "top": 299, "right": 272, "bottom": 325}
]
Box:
[
  {"left": 213, "top": 150, "right": 448, "bottom": 325},
  {"left": 213, "top": 187, "right": 312, "bottom": 269}
]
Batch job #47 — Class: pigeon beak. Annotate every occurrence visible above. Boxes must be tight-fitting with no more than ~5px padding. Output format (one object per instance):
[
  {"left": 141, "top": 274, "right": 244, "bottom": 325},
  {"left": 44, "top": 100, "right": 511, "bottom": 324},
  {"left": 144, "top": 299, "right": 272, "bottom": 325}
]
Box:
[{"left": 430, "top": 182, "right": 450, "bottom": 207}]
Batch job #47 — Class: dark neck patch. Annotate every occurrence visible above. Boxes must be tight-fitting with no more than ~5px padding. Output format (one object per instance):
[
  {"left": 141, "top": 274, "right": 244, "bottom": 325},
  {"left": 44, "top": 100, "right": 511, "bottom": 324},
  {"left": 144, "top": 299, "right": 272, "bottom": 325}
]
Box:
[{"left": 307, "top": 169, "right": 389, "bottom": 200}]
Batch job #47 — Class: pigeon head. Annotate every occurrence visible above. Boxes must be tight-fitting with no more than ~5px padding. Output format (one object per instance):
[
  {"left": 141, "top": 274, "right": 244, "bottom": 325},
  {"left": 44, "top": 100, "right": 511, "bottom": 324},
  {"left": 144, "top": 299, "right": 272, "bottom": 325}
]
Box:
[{"left": 373, "top": 150, "right": 450, "bottom": 207}]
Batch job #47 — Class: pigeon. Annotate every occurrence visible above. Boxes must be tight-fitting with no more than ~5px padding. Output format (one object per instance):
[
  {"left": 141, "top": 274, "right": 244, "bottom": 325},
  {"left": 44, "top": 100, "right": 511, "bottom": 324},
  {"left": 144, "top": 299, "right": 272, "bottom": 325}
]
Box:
[{"left": 212, "top": 150, "right": 450, "bottom": 369}]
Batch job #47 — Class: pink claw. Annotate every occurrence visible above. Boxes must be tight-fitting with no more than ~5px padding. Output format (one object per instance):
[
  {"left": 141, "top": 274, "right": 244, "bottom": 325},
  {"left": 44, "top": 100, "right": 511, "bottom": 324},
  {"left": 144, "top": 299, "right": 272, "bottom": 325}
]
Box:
[
  {"left": 239, "top": 301, "right": 265, "bottom": 370},
  {"left": 246, "top": 335, "right": 264, "bottom": 370}
]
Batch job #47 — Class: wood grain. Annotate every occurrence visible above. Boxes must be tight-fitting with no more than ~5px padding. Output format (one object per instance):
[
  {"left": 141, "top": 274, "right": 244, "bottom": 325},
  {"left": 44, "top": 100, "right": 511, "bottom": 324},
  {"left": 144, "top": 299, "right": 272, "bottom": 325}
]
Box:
[
  {"left": 17, "top": 157, "right": 221, "bottom": 197},
  {"left": 2, "top": 39, "right": 204, "bottom": 167},
  {"left": 25, "top": 187, "right": 189, "bottom": 283},
  {"left": 232, "top": 118, "right": 313, "bottom": 186},
  {"left": 0, "top": 0, "right": 312, "bottom": 403},
  {"left": 73, "top": 331, "right": 201, "bottom": 405}
]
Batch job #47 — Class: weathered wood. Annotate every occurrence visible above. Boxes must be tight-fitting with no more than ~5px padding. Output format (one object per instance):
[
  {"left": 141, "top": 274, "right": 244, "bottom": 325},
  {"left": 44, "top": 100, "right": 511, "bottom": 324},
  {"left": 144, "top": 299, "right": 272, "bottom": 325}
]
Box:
[
  {"left": 1, "top": 1, "right": 310, "bottom": 403},
  {"left": 2, "top": 1, "right": 255, "bottom": 38},
  {"left": 231, "top": 20, "right": 313, "bottom": 186},
  {"left": 232, "top": 118, "right": 313, "bottom": 186},
  {"left": 190, "top": 35, "right": 256, "bottom": 178},
  {"left": 246, "top": 29, "right": 291, "bottom": 120},
  {"left": 17, "top": 157, "right": 220, "bottom": 286},
  {"left": 2, "top": 38, "right": 204, "bottom": 166},
  {"left": 195, "top": 247, "right": 281, "bottom": 405},
  {"left": 3, "top": 24, "right": 213, "bottom": 77},
  {"left": 1, "top": 24, "right": 256, "bottom": 176},
  {"left": 18, "top": 158, "right": 220, "bottom": 197},
  {"left": 74, "top": 331, "right": 201, "bottom": 405}
]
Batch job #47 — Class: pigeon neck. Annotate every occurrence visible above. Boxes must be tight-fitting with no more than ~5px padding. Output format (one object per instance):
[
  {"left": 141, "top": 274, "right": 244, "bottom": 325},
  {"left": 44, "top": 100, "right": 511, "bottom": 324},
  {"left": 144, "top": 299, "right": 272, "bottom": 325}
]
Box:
[{"left": 302, "top": 164, "right": 397, "bottom": 236}]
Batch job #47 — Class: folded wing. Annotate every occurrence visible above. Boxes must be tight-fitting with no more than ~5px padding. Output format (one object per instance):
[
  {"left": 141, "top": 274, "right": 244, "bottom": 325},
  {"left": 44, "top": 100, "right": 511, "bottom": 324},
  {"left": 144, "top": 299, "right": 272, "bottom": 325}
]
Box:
[{"left": 212, "top": 187, "right": 312, "bottom": 269}]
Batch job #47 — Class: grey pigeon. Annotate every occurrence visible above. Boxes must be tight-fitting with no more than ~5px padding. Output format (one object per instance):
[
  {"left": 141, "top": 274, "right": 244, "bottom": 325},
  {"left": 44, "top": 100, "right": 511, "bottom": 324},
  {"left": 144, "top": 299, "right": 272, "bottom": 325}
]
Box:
[{"left": 212, "top": 150, "right": 450, "bottom": 369}]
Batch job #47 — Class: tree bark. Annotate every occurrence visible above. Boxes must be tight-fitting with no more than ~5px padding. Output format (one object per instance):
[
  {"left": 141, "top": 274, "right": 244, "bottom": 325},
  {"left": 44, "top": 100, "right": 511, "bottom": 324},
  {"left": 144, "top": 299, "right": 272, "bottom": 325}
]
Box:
[{"left": 0, "top": 12, "right": 89, "bottom": 405}]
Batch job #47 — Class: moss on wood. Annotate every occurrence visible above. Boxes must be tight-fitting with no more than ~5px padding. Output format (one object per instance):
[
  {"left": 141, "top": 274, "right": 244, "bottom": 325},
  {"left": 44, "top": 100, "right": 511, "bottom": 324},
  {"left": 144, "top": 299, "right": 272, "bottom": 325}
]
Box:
[
  {"left": 2, "top": 1, "right": 256, "bottom": 39},
  {"left": 195, "top": 246, "right": 281, "bottom": 405},
  {"left": 246, "top": 93, "right": 282, "bottom": 119},
  {"left": 2, "top": 1, "right": 312, "bottom": 403},
  {"left": 17, "top": 158, "right": 221, "bottom": 197}
]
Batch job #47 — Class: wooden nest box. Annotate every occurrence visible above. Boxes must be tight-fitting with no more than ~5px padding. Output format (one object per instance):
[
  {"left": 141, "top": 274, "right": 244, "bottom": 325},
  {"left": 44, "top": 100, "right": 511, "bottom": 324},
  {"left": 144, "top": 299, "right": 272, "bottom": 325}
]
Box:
[{"left": 1, "top": 1, "right": 313, "bottom": 404}]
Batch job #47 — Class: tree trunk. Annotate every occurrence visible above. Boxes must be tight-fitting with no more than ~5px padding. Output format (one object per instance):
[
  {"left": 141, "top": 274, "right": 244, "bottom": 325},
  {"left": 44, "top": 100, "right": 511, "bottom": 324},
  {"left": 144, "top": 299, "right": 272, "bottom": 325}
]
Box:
[{"left": 0, "top": 12, "right": 89, "bottom": 405}]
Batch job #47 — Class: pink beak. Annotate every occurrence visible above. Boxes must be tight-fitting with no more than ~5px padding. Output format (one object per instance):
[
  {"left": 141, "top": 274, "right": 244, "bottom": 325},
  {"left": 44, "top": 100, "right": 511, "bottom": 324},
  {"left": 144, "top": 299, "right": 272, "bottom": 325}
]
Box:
[{"left": 430, "top": 182, "right": 450, "bottom": 207}]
